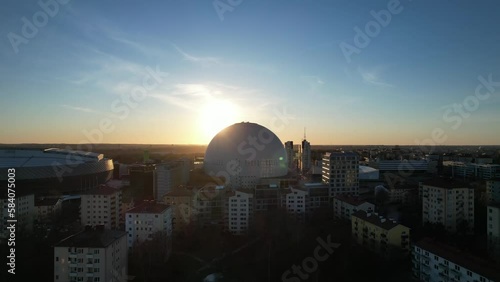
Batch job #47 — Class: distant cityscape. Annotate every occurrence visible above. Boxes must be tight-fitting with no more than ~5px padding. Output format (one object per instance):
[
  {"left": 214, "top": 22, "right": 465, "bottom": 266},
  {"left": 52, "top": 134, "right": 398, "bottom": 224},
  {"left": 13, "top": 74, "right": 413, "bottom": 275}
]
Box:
[{"left": 1, "top": 122, "right": 500, "bottom": 281}]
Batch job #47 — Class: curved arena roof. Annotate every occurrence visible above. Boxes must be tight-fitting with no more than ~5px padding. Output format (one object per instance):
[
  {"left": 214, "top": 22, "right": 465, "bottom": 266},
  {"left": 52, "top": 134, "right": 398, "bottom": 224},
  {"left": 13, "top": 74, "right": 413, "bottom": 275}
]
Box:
[
  {"left": 204, "top": 122, "right": 287, "bottom": 188},
  {"left": 0, "top": 148, "right": 113, "bottom": 195}
]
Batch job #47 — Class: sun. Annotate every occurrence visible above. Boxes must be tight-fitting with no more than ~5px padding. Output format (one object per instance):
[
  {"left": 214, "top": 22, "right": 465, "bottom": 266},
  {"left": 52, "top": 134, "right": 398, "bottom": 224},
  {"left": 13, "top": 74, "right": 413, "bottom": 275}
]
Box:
[{"left": 199, "top": 99, "right": 240, "bottom": 143}]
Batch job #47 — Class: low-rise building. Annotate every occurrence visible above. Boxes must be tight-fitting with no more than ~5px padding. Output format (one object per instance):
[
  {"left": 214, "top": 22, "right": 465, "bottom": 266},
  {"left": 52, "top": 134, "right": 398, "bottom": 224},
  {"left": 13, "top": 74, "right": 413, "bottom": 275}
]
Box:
[
  {"left": 352, "top": 210, "right": 410, "bottom": 258},
  {"left": 125, "top": 202, "right": 172, "bottom": 251},
  {"left": 163, "top": 188, "right": 194, "bottom": 233},
  {"left": 412, "top": 238, "right": 500, "bottom": 282},
  {"left": 35, "top": 197, "right": 62, "bottom": 222},
  {"left": 53, "top": 227, "right": 128, "bottom": 282},
  {"left": 333, "top": 195, "right": 375, "bottom": 221},
  {"left": 282, "top": 187, "right": 308, "bottom": 221}
]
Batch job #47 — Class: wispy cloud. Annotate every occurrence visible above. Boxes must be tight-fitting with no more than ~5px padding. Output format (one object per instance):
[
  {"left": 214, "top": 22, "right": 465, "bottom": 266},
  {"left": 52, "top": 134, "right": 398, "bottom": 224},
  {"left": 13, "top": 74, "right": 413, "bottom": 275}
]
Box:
[
  {"left": 173, "top": 44, "right": 222, "bottom": 66},
  {"left": 357, "top": 67, "right": 394, "bottom": 88},
  {"left": 60, "top": 104, "right": 95, "bottom": 113}
]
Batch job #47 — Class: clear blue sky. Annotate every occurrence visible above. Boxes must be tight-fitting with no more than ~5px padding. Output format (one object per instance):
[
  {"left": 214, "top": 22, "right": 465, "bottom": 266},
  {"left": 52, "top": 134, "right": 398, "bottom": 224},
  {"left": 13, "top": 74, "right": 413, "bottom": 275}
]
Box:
[{"left": 1, "top": 0, "right": 499, "bottom": 145}]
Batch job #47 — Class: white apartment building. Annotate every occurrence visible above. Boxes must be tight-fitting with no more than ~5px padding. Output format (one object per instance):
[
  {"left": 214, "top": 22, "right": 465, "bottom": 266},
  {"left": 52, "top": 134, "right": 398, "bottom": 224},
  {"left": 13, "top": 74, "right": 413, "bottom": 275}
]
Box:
[
  {"left": 412, "top": 238, "right": 500, "bottom": 282},
  {"left": 322, "top": 152, "right": 359, "bottom": 197},
  {"left": 487, "top": 204, "right": 500, "bottom": 259},
  {"left": 1, "top": 193, "right": 34, "bottom": 241},
  {"left": 54, "top": 228, "right": 128, "bottom": 282},
  {"left": 126, "top": 202, "right": 172, "bottom": 249},
  {"left": 80, "top": 185, "right": 122, "bottom": 230},
  {"left": 333, "top": 195, "right": 374, "bottom": 221},
  {"left": 421, "top": 179, "right": 474, "bottom": 234},
  {"left": 282, "top": 187, "right": 308, "bottom": 221},
  {"left": 227, "top": 190, "right": 253, "bottom": 234}
]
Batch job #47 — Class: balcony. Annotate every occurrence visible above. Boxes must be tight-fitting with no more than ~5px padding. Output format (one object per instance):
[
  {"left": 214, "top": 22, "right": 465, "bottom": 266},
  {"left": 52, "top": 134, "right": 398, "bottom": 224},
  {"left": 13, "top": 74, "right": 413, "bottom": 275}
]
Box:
[
  {"left": 85, "top": 254, "right": 93, "bottom": 259},
  {"left": 69, "top": 253, "right": 77, "bottom": 258},
  {"left": 69, "top": 272, "right": 77, "bottom": 277},
  {"left": 86, "top": 273, "right": 94, "bottom": 277}
]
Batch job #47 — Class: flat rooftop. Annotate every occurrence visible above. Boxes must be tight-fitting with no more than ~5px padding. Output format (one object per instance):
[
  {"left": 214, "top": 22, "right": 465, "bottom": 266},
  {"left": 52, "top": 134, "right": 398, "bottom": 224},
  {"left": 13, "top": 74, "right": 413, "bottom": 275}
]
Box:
[
  {"left": 422, "top": 178, "right": 470, "bottom": 189},
  {"left": 55, "top": 229, "right": 126, "bottom": 248}
]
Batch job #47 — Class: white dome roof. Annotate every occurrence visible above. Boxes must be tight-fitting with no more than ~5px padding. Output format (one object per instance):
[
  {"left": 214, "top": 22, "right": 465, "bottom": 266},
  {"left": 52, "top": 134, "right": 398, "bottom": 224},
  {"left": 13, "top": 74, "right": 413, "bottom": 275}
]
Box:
[{"left": 204, "top": 122, "right": 288, "bottom": 188}]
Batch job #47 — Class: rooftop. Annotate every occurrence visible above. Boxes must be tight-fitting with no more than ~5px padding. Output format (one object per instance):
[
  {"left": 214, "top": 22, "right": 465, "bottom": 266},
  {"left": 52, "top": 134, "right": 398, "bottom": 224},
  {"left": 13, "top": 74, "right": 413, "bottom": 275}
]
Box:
[
  {"left": 55, "top": 228, "right": 126, "bottom": 248},
  {"left": 414, "top": 238, "right": 500, "bottom": 280},
  {"left": 422, "top": 178, "right": 470, "bottom": 189},
  {"left": 164, "top": 189, "right": 194, "bottom": 197},
  {"left": 334, "top": 195, "right": 369, "bottom": 206},
  {"left": 352, "top": 210, "right": 405, "bottom": 231},
  {"left": 127, "top": 202, "right": 170, "bottom": 214},
  {"left": 80, "top": 185, "right": 120, "bottom": 196},
  {"left": 35, "top": 197, "right": 60, "bottom": 207}
]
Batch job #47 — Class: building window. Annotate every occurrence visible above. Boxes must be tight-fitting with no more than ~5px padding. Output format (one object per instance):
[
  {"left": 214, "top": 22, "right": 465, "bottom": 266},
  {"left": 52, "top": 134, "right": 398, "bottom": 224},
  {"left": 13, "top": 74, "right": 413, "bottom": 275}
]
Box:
[
  {"left": 55, "top": 257, "right": 59, "bottom": 262},
  {"left": 467, "top": 271, "right": 472, "bottom": 276}
]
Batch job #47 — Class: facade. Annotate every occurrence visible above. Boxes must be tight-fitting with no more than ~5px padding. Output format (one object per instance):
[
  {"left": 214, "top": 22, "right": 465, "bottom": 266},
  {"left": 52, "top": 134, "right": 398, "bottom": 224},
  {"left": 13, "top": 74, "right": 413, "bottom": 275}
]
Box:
[
  {"left": 299, "top": 139, "right": 311, "bottom": 175},
  {"left": 282, "top": 187, "right": 308, "bottom": 221},
  {"left": 125, "top": 202, "right": 172, "bottom": 249},
  {"left": 192, "top": 185, "right": 228, "bottom": 228},
  {"left": 163, "top": 188, "right": 194, "bottom": 233},
  {"left": 443, "top": 161, "right": 500, "bottom": 180},
  {"left": 421, "top": 179, "right": 474, "bottom": 234},
  {"left": 303, "top": 183, "right": 330, "bottom": 214},
  {"left": 322, "top": 152, "right": 360, "bottom": 197},
  {"left": 227, "top": 190, "right": 254, "bottom": 234},
  {"left": 369, "top": 160, "right": 429, "bottom": 173},
  {"left": 487, "top": 204, "right": 500, "bottom": 260},
  {"left": 351, "top": 210, "right": 410, "bottom": 258},
  {"left": 80, "top": 185, "right": 122, "bottom": 230},
  {"left": 333, "top": 195, "right": 375, "bottom": 221},
  {"left": 284, "top": 141, "right": 295, "bottom": 171},
  {"left": 129, "top": 164, "right": 157, "bottom": 199},
  {"left": 0, "top": 193, "right": 34, "bottom": 241},
  {"left": 412, "top": 238, "right": 500, "bottom": 282},
  {"left": 254, "top": 184, "right": 281, "bottom": 212},
  {"left": 35, "top": 197, "right": 62, "bottom": 222},
  {"left": 54, "top": 228, "right": 128, "bottom": 282},
  {"left": 155, "top": 159, "right": 190, "bottom": 200},
  {"left": 486, "top": 179, "right": 500, "bottom": 204}
]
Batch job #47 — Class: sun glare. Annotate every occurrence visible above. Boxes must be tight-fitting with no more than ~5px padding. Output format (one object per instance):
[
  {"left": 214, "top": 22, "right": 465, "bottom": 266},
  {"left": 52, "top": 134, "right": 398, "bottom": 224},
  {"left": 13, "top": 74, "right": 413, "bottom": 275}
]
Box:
[{"left": 199, "top": 100, "right": 240, "bottom": 143}]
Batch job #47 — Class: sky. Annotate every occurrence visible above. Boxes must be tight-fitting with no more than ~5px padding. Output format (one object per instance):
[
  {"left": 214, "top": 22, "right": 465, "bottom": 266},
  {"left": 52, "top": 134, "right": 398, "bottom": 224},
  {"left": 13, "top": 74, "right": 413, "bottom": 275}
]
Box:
[{"left": 1, "top": 0, "right": 500, "bottom": 145}]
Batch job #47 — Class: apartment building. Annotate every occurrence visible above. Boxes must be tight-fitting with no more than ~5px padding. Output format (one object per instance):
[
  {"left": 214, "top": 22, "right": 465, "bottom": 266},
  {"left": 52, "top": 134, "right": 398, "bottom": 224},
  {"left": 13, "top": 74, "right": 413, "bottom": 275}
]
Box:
[
  {"left": 412, "top": 238, "right": 500, "bottom": 282},
  {"left": 54, "top": 227, "right": 128, "bottom": 282},
  {"left": 282, "top": 187, "right": 308, "bottom": 221},
  {"left": 35, "top": 197, "right": 62, "bottom": 222},
  {"left": 125, "top": 202, "right": 172, "bottom": 249},
  {"left": 421, "top": 178, "right": 474, "bottom": 234},
  {"left": 351, "top": 210, "right": 410, "bottom": 258},
  {"left": 80, "top": 185, "right": 122, "bottom": 230},
  {"left": 333, "top": 195, "right": 375, "bottom": 221},
  {"left": 163, "top": 188, "right": 194, "bottom": 233},
  {"left": 487, "top": 204, "right": 500, "bottom": 260},
  {"left": 227, "top": 190, "right": 253, "bottom": 234},
  {"left": 1, "top": 193, "right": 34, "bottom": 241},
  {"left": 322, "top": 152, "right": 359, "bottom": 197}
]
